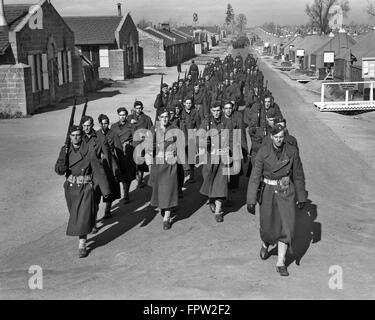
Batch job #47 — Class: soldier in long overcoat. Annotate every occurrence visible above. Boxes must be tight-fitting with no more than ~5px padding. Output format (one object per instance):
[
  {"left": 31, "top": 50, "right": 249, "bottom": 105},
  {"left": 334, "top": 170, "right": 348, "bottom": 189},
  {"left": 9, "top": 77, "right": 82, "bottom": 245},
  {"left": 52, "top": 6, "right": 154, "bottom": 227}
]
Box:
[
  {"left": 81, "top": 115, "right": 111, "bottom": 233},
  {"left": 146, "top": 108, "right": 180, "bottom": 230},
  {"left": 95, "top": 114, "right": 123, "bottom": 219},
  {"left": 222, "top": 101, "right": 248, "bottom": 206},
  {"left": 246, "top": 124, "right": 307, "bottom": 276},
  {"left": 199, "top": 102, "right": 231, "bottom": 223},
  {"left": 128, "top": 100, "right": 153, "bottom": 188},
  {"left": 55, "top": 125, "right": 110, "bottom": 258},
  {"left": 111, "top": 107, "right": 137, "bottom": 204}
]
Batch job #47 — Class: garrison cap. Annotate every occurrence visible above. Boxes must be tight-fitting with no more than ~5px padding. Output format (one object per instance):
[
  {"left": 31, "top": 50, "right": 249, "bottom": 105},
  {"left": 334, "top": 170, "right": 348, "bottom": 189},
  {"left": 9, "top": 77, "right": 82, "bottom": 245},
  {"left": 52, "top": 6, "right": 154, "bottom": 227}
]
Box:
[
  {"left": 271, "top": 123, "right": 285, "bottom": 136},
  {"left": 69, "top": 125, "right": 83, "bottom": 134},
  {"left": 157, "top": 107, "right": 169, "bottom": 117}
]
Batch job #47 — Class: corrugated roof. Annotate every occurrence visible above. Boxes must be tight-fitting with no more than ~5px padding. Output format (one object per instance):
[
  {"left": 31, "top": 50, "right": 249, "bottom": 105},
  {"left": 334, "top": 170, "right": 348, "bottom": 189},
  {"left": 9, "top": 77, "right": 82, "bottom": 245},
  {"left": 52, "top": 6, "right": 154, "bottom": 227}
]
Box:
[
  {"left": 312, "top": 32, "right": 356, "bottom": 56},
  {"left": 177, "top": 26, "right": 194, "bottom": 36},
  {"left": 143, "top": 28, "right": 174, "bottom": 47},
  {"left": 64, "top": 16, "right": 122, "bottom": 45},
  {"left": 295, "top": 35, "right": 331, "bottom": 54},
  {"left": 171, "top": 28, "right": 194, "bottom": 40},
  {"left": 157, "top": 28, "right": 191, "bottom": 44},
  {"left": 336, "top": 31, "right": 375, "bottom": 67}
]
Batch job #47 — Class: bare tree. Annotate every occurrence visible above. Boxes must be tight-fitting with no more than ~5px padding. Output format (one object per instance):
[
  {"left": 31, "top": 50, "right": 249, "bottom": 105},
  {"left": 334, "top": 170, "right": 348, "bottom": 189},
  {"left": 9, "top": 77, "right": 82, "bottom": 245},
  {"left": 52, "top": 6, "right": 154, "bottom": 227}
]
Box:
[
  {"left": 137, "top": 18, "right": 152, "bottom": 29},
  {"left": 225, "top": 3, "right": 235, "bottom": 33},
  {"left": 305, "top": 0, "right": 350, "bottom": 35},
  {"left": 236, "top": 13, "right": 247, "bottom": 34}
]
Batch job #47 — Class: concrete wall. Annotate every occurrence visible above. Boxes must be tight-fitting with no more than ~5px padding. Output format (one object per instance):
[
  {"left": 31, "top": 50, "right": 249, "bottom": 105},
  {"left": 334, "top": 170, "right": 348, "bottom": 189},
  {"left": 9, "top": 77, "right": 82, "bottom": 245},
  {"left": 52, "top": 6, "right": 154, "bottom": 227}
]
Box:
[
  {"left": 109, "top": 49, "right": 126, "bottom": 80},
  {"left": 0, "top": 64, "right": 33, "bottom": 115},
  {"left": 138, "top": 28, "right": 166, "bottom": 67}
]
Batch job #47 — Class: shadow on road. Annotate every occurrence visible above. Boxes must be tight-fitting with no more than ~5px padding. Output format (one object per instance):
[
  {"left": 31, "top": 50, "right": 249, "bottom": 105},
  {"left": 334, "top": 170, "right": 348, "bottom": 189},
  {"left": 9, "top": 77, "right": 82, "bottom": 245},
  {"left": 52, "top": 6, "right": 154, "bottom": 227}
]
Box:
[
  {"left": 34, "top": 91, "right": 121, "bottom": 114},
  {"left": 88, "top": 168, "right": 208, "bottom": 252},
  {"left": 87, "top": 177, "right": 158, "bottom": 252},
  {"left": 172, "top": 166, "right": 207, "bottom": 225},
  {"left": 287, "top": 199, "right": 321, "bottom": 267},
  {"left": 264, "top": 199, "right": 321, "bottom": 267}
]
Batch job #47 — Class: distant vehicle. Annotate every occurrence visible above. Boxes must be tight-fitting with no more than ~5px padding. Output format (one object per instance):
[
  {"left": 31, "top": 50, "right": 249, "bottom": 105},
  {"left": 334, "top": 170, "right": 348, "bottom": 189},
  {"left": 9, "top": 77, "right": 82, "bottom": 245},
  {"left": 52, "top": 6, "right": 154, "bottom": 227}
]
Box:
[{"left": 232, "top": 36, "right": 250, "bottom": 49}]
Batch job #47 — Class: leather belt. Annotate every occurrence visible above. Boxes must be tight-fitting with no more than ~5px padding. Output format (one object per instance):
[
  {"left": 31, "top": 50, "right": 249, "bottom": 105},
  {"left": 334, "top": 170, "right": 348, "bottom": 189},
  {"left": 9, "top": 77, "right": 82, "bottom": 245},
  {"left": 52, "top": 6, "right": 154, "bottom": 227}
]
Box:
[{"left": 67, "top": 175, "right": 92, "bottom": 185}]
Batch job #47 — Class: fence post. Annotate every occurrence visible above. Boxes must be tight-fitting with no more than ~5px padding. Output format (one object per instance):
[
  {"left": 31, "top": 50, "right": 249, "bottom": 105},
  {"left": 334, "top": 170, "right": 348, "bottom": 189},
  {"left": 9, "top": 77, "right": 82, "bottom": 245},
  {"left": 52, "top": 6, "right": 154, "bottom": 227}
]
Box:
[
  {"left": 345, "top": 90, "right": 349, "bottom": 107},
  {"left": 371, "top": 81, "right": 374, "bottom": 108}
]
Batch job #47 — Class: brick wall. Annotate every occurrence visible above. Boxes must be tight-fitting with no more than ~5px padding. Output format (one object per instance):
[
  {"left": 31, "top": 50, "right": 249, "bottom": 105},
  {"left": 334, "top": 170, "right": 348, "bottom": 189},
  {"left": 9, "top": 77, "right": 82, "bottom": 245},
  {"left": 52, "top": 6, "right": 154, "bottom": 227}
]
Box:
[
  {"left": 138, "top": 28, "right": 166, "bottom": 67},
  {"left": 7, "top": 1, "right": 81, "bottom": 111},
  {"left": 99, "top": 67, "right": 110, "bottom": 79},
  {"left": 0, "top": 64, "right": 33, "bottom": 115},
  {"left": 109, "top": 49, "right": 126, "bottom": 80}
]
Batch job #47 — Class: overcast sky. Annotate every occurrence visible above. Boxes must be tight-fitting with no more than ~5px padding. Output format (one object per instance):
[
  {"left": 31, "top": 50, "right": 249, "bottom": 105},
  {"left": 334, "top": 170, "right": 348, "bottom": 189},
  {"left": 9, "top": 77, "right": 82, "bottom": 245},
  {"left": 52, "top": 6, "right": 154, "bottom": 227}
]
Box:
[{"left": 6, "top": 0, "right": 374, "bottom": 26}]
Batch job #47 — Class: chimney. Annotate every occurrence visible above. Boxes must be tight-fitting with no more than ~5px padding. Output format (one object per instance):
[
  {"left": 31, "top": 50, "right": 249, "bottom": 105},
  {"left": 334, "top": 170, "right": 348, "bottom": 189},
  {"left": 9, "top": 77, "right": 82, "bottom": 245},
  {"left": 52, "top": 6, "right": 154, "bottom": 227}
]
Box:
[
  {"left": 117, "top": 3, "right": 122, "bottom": 17},
  {"left": 161, "top": 22, "right": 170, "bottom": 32},
  {"left": 0, "top": 0, "right": 8, "bottom": 27}
]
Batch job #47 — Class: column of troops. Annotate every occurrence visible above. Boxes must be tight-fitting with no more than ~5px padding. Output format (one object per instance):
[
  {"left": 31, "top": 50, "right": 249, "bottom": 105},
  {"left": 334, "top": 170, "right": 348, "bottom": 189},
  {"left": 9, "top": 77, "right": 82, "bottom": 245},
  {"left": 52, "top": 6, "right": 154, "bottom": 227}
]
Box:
[{"left": 55, "top": 52, "right": 307, "bottom": 276}]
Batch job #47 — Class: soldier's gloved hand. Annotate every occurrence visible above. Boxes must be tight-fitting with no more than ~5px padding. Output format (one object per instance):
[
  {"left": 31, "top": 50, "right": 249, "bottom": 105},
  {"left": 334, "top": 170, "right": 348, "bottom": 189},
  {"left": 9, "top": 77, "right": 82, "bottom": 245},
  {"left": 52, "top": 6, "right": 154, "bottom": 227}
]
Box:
[
  {"left": 247, "top": 204, "right": 256, "bottom": 215},
  {"left": 297, "top": 201, "right": 306, "bottom": 209}
]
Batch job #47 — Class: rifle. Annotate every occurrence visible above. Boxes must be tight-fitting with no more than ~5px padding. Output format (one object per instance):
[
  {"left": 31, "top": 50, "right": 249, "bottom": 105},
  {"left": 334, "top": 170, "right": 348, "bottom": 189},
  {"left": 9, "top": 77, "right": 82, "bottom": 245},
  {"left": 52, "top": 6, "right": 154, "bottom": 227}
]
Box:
[
  {"left": 160, "top": 74, "right": 164, "bottom": 96},
  {"left": 159, "top": 74, "right": 164, "bottom": 108},
  {"left": 80, "top": 97, "right": 89, "bottom": 122},
  {"left": 64, "top": 97, "right": 77, "bottom": 169}
]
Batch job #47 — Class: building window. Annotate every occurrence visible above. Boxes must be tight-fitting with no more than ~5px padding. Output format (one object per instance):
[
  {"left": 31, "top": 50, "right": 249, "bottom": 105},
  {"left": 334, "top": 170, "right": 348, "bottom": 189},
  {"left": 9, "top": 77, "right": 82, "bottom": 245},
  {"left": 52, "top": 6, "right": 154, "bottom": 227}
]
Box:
[
  {"left": 99, "top": 46, "right": 109, "bottom": 68},
  {"left": 28, "top": 53, "right": 49, "bottom": 93},
  {"left": 58, "top": 50, "right": 72, "bottom": 85}
]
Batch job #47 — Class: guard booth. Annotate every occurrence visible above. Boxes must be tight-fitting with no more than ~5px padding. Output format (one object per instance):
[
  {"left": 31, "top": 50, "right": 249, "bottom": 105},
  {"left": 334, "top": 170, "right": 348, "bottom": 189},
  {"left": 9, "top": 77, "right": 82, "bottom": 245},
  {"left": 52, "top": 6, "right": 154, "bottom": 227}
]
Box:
[
  {"left": 314, "top": 56, "right": 375, "bottom": 112},
  {"left": 362, "top": 57, "right": 375, "bottom": 100},
  {"left": 296, "top": 49, "right": 305, "bottom": 69},
  {"left": 314, "top": 81, "right": 375, "bottom": 112}
]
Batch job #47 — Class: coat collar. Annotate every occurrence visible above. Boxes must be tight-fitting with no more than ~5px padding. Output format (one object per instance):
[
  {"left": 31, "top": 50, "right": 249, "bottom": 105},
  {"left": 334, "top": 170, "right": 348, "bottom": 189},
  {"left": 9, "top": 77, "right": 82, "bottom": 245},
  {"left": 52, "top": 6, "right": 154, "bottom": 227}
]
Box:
[
  {"left": 68, "top": 142, "right": 89, "bottom": 167},
  {"left": 264, "top": 143, "right": 291, "bottom": 173}
]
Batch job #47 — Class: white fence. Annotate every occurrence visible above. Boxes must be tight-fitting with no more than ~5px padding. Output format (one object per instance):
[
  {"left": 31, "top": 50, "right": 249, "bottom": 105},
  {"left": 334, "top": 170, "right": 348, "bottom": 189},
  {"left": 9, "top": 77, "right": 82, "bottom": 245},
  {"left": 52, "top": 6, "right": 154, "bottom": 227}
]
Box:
[{"left": 314, "top": 81, "right": 375, "bottom": 112}]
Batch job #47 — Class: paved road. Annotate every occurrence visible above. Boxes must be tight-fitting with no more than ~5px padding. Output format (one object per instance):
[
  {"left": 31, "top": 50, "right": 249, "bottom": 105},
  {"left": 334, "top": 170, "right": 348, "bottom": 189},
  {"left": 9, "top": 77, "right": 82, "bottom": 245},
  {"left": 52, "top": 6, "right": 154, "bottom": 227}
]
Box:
[{"left": 0, "top": 44, "right": 374, "bottom": 300}]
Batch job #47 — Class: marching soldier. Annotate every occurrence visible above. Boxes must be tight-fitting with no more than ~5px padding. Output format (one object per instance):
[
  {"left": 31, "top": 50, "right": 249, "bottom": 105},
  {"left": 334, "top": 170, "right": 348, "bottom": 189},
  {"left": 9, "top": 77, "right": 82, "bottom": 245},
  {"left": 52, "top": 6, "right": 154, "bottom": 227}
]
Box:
[
  {"left": 222, "top": 101, "right": 248, "bottom": 206},
  {"left": 154, "top": 83, "right": 170, "bottom": 122},
  {"left": 192, "top": 83, "right": 208, "bottom": 123},
  {"left": 95, "top": 114, "right": 123, "bottom": 219},
  {"left": 146, "top": 107, "right": 180, "bottom": 230},
  {"left": 180, "top": 97, "right": 200, "bottom": 184},
  {"left": 111, "top": 107, "right": 137, "bottom": 204},
  {"left": 247, "top": 124, "right": 307, "bottom": 277},
  {"left": 81, "top": 115, "right": 111, "bottom": 234},
  {"left": 199, "top": 102, "right": 231, "bottom": 223},
  {"left": 188, "top": 60, "right": 199, "bottom": 84},
  {"left": 129, "top": 100, "right": 153, "bottom": 189},
  {"left": 55, "top": 125, "right": 110, "bottom": 258}
]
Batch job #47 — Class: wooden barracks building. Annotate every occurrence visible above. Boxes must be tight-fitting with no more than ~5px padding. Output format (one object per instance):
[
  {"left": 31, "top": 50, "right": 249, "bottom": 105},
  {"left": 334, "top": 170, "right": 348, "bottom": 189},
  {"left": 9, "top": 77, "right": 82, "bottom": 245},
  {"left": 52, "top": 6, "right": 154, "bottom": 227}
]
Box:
[{"left": 64, "top": 4, "right": 143, "bottom": 81}]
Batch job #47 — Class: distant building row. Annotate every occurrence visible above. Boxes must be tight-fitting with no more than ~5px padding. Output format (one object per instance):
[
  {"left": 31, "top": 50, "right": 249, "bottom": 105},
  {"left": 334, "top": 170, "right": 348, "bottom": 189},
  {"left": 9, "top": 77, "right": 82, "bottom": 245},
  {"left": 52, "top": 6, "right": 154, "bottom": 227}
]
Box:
[
  {"left": 0, "top": 0, "right": 224, "bottom": 115},
  {"left": 255, "top": 27, "right": 375, "bottom": 82}
]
